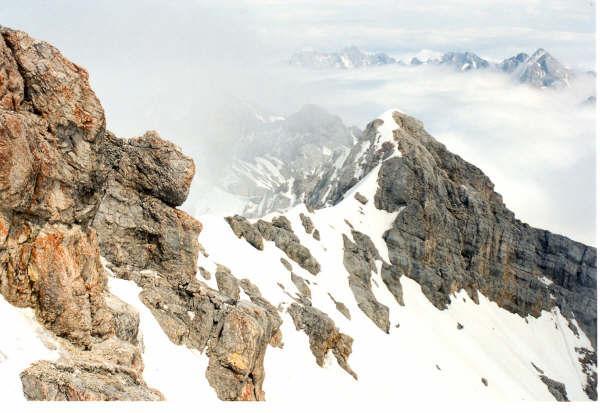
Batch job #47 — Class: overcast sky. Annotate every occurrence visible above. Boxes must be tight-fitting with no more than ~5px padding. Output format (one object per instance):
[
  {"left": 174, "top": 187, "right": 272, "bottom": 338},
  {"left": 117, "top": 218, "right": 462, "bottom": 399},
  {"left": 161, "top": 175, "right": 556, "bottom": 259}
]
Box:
[{"left": 0, "top": 1, "right": 596, "bottom": 244}]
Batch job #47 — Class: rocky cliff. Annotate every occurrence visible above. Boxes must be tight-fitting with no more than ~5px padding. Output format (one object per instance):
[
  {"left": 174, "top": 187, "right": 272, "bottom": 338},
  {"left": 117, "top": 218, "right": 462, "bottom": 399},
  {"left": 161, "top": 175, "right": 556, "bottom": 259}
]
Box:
[{"left": 0, "top": 27, "right": 280, "bottom": 401}]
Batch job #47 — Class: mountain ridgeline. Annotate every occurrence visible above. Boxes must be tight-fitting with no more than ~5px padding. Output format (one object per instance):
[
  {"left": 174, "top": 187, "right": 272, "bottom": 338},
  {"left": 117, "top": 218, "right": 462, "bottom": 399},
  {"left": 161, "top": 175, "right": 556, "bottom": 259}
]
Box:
[
  {"left": 0, "top": 28, "right": 597, "bottom": 403},
  {"left": 290, "top": 46, "right": 583, "bottom": 89}
]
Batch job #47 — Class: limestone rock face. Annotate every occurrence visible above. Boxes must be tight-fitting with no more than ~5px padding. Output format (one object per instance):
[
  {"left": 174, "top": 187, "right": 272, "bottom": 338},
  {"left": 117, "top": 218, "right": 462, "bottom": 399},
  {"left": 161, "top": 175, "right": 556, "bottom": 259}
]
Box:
[
  {"left": 539, "top": 375, "right": 569, "bottom": 401},
  {"left": 226, "top": 215, "right": 264, "bottom": 250},
  {"left": 0, "top": 27, "right": 111, "bottom": 344},
  {"left": 0, "top": 26, "right": 163, "bottom": 400},
  {"left": 206, "top": 302, "right": 277, "bottom": 401},
  {"left": 372, "top": 111, "right": 596, "bottom": 348},
  {"left": 105, "top": 131, "right": 195, "bottom": 207},
  {"left": 1, "top": 222, "right": 111, "bottom": 347},
  {"left": 1, "top": 29, "right": 105, "bottom": 143}
]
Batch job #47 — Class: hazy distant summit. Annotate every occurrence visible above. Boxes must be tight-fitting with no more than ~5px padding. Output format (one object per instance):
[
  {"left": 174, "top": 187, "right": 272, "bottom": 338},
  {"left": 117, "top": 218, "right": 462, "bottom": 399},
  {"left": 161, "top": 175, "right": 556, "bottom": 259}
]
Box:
[
  {"left": 290, "top": 46, "right": 396, "bottom": 69},
  {"left": 291, "top": 46, "right": 577, "bottom": 89}
]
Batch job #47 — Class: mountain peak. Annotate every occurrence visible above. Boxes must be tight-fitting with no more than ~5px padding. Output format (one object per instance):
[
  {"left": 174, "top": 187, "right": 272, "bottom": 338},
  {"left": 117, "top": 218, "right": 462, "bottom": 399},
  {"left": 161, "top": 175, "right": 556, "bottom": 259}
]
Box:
[{"left": 516, "top": 48, "right": 570, "bottom": 87}]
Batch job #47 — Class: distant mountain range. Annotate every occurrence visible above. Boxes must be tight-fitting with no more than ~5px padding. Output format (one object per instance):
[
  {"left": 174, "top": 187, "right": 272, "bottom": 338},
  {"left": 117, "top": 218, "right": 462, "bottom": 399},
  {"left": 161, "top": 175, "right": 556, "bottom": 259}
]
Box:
[{"left": 290, "top": 47, "right": 591, "bottom": 89}]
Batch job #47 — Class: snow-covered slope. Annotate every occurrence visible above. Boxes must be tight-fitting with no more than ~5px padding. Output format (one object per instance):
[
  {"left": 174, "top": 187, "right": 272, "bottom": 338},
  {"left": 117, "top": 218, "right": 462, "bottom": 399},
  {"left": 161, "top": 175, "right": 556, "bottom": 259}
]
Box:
[
  {"left": 120, "top": 112, "right": 596, "bottom": 402},
  {"left": 3, "top": 108, "right": 595, "bottom": 404},
  {"left": 0, "top": 297, "right": 60, "bottom": 403}
]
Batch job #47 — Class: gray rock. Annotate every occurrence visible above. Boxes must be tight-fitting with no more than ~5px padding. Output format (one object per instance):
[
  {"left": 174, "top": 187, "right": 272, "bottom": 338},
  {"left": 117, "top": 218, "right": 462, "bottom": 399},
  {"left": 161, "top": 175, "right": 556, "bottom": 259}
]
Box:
[
  {"left": 215, "top": 265, "right": 240, "bottom": 301},
  {"left": 104, "top": 293, "right": 140, "bottom": 345},
  {"left": 280, "top": 258, "right": 292, "bottom": 271},
  {"left": 225, "top": 215, "right": 264, "bottom": 250},
  {"left": 291, "top": 273, "right": 311, "bottom": 299},
  {"left": 540, "top": 375, "right": 569, "bottom": 401},
  {"left": 381, "top": 263, "right": 404, "bottom": 306},
  {"left": 368, "top": 111, "right": 596, "bottom": 348},
  {"left": 354, "top": 192, "right": 368, "bottom": 205},
  {"left": 328, "top": 293, "right": 352, "bottom": 320},
  {"left": 514, "top": 49, "right": 570, "bottom": 88},
  {"left": 342, "top": 231, "right": 390, "bottom": 333},
  {"left": 239, "top": 278, "right": 283, "bottom": 347},
  {"left": 21, "top": 359, "right": 163, "bottom": 401},
  {"left": 198, "top": 266, "right": 211, "bottom": 280},
  {"left": 254, "top": 217, "right": 321, "bottom": 275},
  {"left": 499, "top": 52, "right": 529, "bottom": 73},
  {"left": 92, "top": 176, "right": 202, "bottom": 285},
  {"left": 205, "top": 302, "right": 278, "bottom": 401},
  {"left": 287, "top": 302, "right": 357, "bottom": 379},
  {"left": 576, "top": 347, "right": 597, "bottom": 400},
  {"left": 312, "top": 229, "right": 321, "bottom": 241},
  {"left": 110, "top": 130, "right": 195, "bottom": 207},
  {"left": 299, "top": 213, "right": 315, "bottom": 234}
]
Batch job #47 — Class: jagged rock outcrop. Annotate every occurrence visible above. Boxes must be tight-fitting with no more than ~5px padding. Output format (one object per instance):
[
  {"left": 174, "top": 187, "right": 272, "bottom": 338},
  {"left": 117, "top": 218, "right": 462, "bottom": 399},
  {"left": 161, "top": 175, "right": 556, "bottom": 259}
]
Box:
[
  {"left": 291, "top": 272, "right": 311, "bottom": 300},
  {"left": 216, "top": 265, "right": 241, "bottom": 301},
  {"left": 539, "top": 375, "right": 569, "bottom": 401},
  {"left": 226, "top": 215, "right": 264, "bottom": 250},
  {"left": 287, "top": 302, "right": 356, "bottom": 379},
  {"left": 0, "top": 26, "right": 162, "bottom": 400},
  {"left": 576, "top": 347, "right": 598, "bottom": 400},
  {"left": 226, "top": 214, "right": 321, "bottom": 275},
  {"left": 205, "top": 301, "right": 278, "bottom": 401},
  {"left": 342, "top": 230, "right": 390, "bottom": 333},
  {"left": 21, "top": 333, "right": 163, "bottom": 401}
]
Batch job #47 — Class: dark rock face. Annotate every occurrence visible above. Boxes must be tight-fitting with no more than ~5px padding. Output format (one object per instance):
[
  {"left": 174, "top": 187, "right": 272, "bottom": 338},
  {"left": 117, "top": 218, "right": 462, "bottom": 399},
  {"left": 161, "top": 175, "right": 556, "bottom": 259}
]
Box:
[
  {"left": 539, "top": 375, "right": 569, "bottom": 401},
  {"left": 354, "top": 192, "right": 368, "bottom": 205},
  {"left": 369, "top": 112, "right": 596, "bottom": 348},
  {"left": 287, "top": 302, "right": 356, "bottom": 379},
  {"left": 342, "top": 230, "right": 390, "bottom": 333},
  {"left": 114, "top": 131, "right": 195, "bottom": 207},
  {"left": 381, "top": 263, "right": 404, "bottom": 306},
  {"left": 576, "top": 347, "right": 598, "bottom": 400}
]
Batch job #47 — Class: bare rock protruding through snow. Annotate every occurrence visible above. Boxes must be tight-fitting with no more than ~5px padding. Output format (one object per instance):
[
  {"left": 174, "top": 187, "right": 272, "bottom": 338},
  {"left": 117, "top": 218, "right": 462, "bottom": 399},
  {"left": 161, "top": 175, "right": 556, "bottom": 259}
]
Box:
[
  {"left": 369, "top": 111, "right": 597, "bottom": 353},
  {"left": 288, "top": 302, "right": 357, "bottom": 380},
  {"left": 342, "top": 230, "right": 391, "bottom": 333},
  {"left": 226, "top": 214, "right": 321, "bottom": 275}
]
